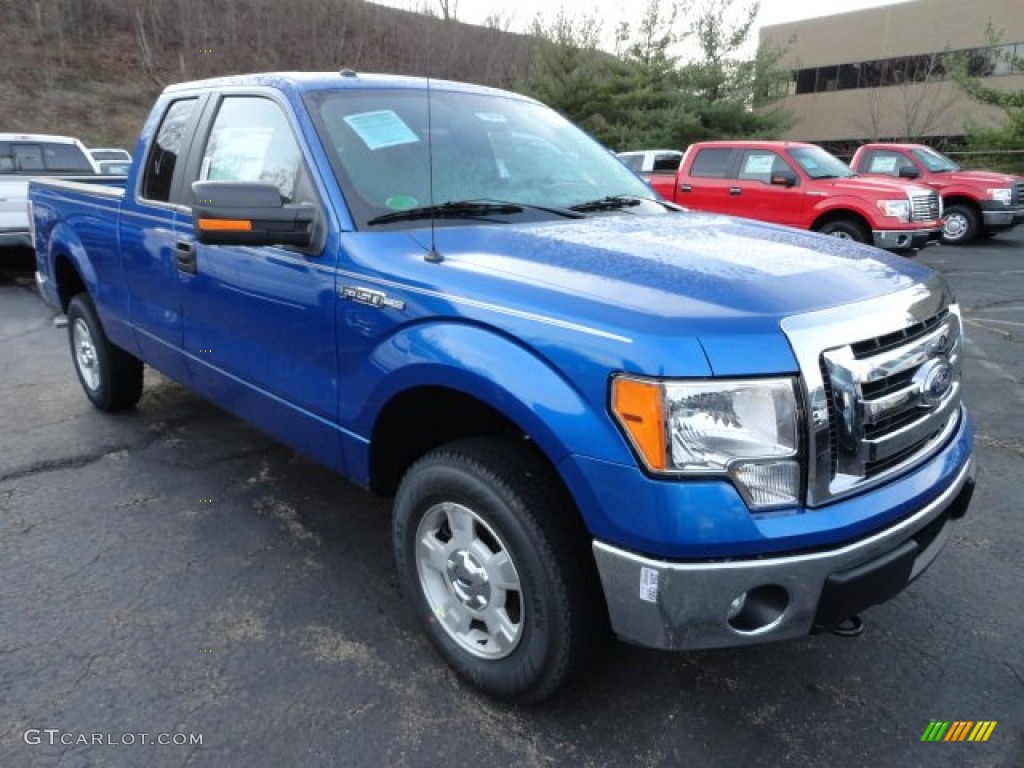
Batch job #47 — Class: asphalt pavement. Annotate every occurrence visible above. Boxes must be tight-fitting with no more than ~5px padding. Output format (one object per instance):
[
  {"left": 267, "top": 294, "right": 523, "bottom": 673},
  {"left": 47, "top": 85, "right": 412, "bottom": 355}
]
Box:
[{"left": 2, "top": 234, "right": 1022, "bottom": 767}]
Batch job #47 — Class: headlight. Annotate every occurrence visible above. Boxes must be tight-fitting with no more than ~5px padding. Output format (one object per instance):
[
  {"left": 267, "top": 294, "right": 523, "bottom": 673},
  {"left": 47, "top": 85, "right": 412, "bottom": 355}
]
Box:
[
  {"left": 876, "top": 199, "right": 910, "bottom": 221},
  {"left": 987, "top": 187, "right": 1012, "bottom": 205},
  {"left": 611, "top": 376, "right": 802, "bottom": 508}
]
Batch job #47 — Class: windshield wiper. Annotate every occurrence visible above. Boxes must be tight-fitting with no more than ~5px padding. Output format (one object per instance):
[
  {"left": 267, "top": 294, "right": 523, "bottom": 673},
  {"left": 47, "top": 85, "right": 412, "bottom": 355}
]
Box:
[
  {"left": 569, "top": 194, "right": 646, "bottom": 213},
  {"left": 367, "top": 200, "right": 524, "bottom": 226}
]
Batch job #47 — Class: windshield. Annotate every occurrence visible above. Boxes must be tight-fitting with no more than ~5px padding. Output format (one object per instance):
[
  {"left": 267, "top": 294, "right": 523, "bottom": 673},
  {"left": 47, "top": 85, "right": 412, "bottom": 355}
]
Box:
[
  {"left": 911, "top": 147, "right": 960, "bottom": 172},
  {"left": 305, "top": 87, "right": 660, "bottom": 229},
  {"left": 787, "top": 146, "right": 856, "bottom": 179}
]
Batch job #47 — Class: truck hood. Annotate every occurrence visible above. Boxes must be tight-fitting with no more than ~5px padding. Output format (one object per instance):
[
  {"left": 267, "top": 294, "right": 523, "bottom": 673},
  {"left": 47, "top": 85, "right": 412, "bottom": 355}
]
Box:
[
  {"left": 930, "top": 169, "right": 1020, "bottom": 186},
  {"left": 420, "top": 212, "right": 935, "bottom": 373},
  {"left": 815, "top": 176, "right": 932, "bottom": 198}
]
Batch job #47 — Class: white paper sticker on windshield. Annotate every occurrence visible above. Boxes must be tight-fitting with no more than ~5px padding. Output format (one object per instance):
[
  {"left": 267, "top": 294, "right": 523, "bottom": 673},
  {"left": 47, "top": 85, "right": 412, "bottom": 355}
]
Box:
[
  {"left": 870, "top": 156, "right": 899, "bottom": 173},
  {"left": 743, "top": 154, "right": 775, "bottom": 174},
  {"left": 343, "top": 110, "right": 420, "bottom": 151}
]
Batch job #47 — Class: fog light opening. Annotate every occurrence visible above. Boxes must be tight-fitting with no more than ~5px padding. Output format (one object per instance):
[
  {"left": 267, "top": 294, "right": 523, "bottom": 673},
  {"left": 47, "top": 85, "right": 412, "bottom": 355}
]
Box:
[{"left": 726, "top": 585, "right": 789, "bottom": 634}]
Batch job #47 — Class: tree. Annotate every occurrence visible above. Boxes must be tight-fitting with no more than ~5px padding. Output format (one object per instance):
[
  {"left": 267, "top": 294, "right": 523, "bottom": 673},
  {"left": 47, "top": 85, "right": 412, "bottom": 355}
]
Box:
[
  {"left": 954, "top": 26, "right": 1024, "bottom": 173},
  {"left": 522, "top": 0, "right": 792, "bottom": 150},
  {"left": 675, "top": 0, "right": 791, "bottom": 144},
  {"left": 520, "top": 11, "right": 609, "bottom": 131},
  {"left": 857, "top": 51, "right": 962, "bottom": 141}
]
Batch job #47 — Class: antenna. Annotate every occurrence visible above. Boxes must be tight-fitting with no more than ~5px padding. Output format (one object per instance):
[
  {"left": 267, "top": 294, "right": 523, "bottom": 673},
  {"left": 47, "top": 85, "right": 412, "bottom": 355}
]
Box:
[{"left": 423, "top": 19, "right": 442, "bottom": 264}]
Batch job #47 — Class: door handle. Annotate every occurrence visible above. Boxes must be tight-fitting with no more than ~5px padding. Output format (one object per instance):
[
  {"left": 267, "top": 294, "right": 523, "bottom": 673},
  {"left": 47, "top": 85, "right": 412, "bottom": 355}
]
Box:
[
  {"left": 729, "top": 187, "right": 742, "bottom": 195},
  {"left": 680, "top": 184, "right": 692, "bottom": 193},
  {"left": 175, "top": 240, "right": 197, "bottom": 274}
]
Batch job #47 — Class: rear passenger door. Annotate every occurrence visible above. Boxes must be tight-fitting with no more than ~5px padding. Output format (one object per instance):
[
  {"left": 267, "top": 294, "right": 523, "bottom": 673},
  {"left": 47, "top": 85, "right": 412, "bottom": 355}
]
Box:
[
  {"left": 731, "top": 149, "right": 807, "bottom": 228},
  {"left": 678, "top": 147, "right": 735, "bottom": 214},
  {"left": 123, "top": 95, "right": 206, "bottom": 384}
]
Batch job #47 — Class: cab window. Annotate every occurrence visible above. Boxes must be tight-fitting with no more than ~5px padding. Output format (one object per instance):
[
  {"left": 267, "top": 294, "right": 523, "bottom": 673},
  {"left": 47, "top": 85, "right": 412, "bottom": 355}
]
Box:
[
  {"left": 199, "top": 97, "right": 304, "bottom": 203},
  {"left": 689, "top": 148, "right": 733, "bottom": 178}
]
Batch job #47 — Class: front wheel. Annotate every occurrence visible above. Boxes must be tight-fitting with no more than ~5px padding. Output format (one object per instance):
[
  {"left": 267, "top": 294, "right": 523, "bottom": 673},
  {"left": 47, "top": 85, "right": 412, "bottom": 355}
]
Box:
[
  {"left": 67, "top": 294, "right": 143, "bottom": 411},
  {"left": 816, "top": 218, "right": 871, "bottom": 244},
  {"left": 940, "top": 204, "right": 980, "bottom": 245},
  {"left": 393, "top": 438, "right": 602, "bottom": 702}
]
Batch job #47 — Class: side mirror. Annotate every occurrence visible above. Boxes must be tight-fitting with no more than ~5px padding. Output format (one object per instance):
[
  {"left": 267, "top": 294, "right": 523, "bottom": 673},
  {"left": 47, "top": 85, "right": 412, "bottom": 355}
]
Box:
[
  {"left": 191, "top": 181, "right": 316, "bottom": 248},
  {"left": 770, "top": 170, "right": 798, "bottom": 188},
  {"left": 898, "top": 165, "right": 921, "bottom": 179}
]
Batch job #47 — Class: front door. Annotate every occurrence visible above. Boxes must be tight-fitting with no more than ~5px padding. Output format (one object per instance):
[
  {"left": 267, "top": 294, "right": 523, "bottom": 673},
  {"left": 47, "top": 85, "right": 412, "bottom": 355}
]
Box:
[{"left": 175, "top": 94, "right": 341, "bottom": 466}]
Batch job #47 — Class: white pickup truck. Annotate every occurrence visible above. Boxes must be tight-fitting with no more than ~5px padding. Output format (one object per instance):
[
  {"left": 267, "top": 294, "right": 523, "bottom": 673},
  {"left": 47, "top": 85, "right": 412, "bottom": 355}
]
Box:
[{"left": 0, "top": 133, "right": 99, "bottom": 250}]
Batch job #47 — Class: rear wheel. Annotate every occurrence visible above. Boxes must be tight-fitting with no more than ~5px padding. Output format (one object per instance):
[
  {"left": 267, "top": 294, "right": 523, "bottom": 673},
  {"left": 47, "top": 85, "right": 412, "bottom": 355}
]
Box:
[
  {"left": 816, "top": 218, "right": 871, "bottom": 244},
  {"left": 67, "top": 294, "right": 143, "bottom": 411},
  {"left": 940, "top": 204, "right": 980, "bottom": 245},
  {"left": 393, "top": 437, "right": 602, "bottom": 703}
]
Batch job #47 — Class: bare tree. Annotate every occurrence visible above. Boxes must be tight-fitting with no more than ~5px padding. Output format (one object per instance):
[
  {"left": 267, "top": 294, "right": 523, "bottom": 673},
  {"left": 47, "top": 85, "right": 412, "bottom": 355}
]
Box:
[
  {"left": 858, "top": 52, "right": 961, "bottom": 140},
  {"left": 437, "top": 0, "right": 456, "bottom": 21}
]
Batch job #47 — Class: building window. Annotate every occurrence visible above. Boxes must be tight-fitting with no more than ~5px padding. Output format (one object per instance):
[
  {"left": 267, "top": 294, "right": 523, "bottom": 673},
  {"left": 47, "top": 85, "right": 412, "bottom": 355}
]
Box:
[
  {"left": 783, "top": 41, "right": 1023, "bottom": 97},
  {"left": 837, "top": 63, "right": 860, "bottom": 89},
  {"left": 795, "top": 68, "right": 816, "bottom": 95}
]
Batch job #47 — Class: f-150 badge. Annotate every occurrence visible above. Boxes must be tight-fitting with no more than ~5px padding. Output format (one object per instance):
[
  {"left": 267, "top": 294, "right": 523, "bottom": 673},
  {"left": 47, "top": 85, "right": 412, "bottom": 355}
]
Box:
[{"left": 340, "top": 285, "right": 405, "bottom": 310}]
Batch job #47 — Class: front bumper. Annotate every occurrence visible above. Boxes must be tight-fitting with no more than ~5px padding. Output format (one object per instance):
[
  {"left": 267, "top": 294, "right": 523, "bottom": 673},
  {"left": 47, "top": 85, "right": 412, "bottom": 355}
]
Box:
[
  {"left": 872, "top": 227, "right": 940, "bottom": 250},
  {"left": 592, "top": 454, "right": 975, "bottom": 651},
  {"left": 980, "top": 206, "right": 1024, "bottom": 231}
]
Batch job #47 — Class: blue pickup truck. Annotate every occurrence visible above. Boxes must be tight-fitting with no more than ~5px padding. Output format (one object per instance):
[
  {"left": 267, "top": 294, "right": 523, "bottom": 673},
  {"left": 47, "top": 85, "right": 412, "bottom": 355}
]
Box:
[{"left": 30, "top": 72, "right": 975, "bottom": 702}]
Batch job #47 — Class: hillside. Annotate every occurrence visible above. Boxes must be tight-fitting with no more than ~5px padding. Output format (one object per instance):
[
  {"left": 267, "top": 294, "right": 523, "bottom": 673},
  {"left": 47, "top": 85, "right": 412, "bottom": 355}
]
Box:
[{"left": 0, "top": 0, "right": 534, "bottom": 149}]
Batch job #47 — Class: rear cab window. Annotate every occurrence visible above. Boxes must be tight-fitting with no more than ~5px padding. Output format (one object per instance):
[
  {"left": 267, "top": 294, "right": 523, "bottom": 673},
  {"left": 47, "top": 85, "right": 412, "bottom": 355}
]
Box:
[
  {"left": 688, "top": 148, "right": 734, "bottom": 178},
  {"left": 0, "top": 141, "right": 94, "bottom": 174},
  {"left": 141, "top": 98, "right": 199, "bottom": 204}
]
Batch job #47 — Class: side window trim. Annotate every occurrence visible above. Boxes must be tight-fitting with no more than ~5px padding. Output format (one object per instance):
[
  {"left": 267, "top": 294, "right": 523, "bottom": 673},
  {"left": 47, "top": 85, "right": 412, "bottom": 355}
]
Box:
[
  {"left": 137, "top": 93, "right": 209, "bottom": 210},
  {"left": 178, "top": 89, "right": 328, "bottom": 255}
]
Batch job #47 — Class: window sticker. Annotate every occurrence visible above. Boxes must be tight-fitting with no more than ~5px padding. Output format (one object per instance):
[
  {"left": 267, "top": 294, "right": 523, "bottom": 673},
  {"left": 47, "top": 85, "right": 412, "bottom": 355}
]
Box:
[
  {"left": 343, "top": 110, "right": 420, "bottom": 151},
  {"left": 475, "top": 112, "right": 508, "bottom": 123},
  {"left": 870, "top": 156, "right": 899, "bottom": 173},
  {"left": 743, "top": 154, "right": 775, "bottom": 175},
  {"left": 385, "top": 195, "right": 418, "bottom": 210}
]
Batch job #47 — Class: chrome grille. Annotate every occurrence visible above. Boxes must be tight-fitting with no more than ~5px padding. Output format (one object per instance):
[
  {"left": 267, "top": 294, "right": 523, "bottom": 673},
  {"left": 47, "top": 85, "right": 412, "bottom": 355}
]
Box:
[
  {"left": 910, "top": 192, "right": 941, "bottom": 222},
  {"left": 782, "top": 275, "right": 963, "bottom": 507},
  {"left": 1013, "top": 182, "right": 1024, "bottom": 206}
]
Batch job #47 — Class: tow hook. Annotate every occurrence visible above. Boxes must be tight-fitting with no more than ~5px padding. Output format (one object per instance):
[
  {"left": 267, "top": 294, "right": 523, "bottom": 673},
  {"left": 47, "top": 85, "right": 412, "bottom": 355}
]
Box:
[{"left": 829, "top": 615, "right": 864, "bottom": 637}]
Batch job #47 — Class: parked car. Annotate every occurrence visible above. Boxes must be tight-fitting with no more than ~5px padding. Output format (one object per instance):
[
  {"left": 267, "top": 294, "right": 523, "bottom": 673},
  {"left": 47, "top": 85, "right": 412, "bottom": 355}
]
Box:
[
  {"left": 89, "top": 147, "right": 132, "bottom": 164},
  {"left": 850, "top": 143, "right": 1024, "bottom": 245},
  {"left": 642, "top": 140, "right": 943, "bottom": 250},
  {"left": 30, "top": 72, "right": 974, "bottom": 702},
  {"left": 0, "top": 133, "right": 99, "bottom": 250},
  {"left": 617, "top": 149, "right": 683, "bottom": 174}
]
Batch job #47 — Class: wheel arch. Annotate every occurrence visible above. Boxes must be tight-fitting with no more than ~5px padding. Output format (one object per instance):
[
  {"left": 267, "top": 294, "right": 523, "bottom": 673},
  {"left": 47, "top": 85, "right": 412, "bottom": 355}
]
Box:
[
  {"left": 357, "top": 323, "right": 628, "bottom": 501},
  {"left": 810, "top": 207, "right": 873, "bottom": 236}
]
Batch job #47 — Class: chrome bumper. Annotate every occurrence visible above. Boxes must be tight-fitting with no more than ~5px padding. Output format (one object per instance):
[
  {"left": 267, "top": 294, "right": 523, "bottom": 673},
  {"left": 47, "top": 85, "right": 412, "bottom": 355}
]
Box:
[
  {"left": 872, "top": 227, "right": 940, "bottom": 250},
  {"left": 981, "top": 208, "right": 1024, "bottom": 229},
  {"left": 592, "top": 455, "right": 975, "bottom": 651}
]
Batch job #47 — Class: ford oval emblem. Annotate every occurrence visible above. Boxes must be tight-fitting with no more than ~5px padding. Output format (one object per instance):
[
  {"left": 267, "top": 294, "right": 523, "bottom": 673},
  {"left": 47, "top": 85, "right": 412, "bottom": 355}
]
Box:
[{"left": 914, "top": 359, "right": 954, "bottom": 408}]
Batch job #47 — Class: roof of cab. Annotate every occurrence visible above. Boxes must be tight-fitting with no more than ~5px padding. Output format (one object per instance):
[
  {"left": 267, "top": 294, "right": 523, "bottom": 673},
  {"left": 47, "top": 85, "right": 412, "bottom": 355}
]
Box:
[{"left": 162, "top": 71, "right": 532, "bottom": 101}]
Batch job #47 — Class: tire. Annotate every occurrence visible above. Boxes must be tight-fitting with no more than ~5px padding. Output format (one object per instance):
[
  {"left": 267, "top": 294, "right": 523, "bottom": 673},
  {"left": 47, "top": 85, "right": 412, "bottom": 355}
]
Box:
[
  {"left": 393, "top": 437, "right": 603, "bottom": 703},
  {"left": 816, "top": 218, "right": 871, "bottom": 244},
  {"left": 67, "top": 294, "right": 144, "bottom": 412},
  {"left": 940, "top": 204, "right": 980, "bottom": 245}
]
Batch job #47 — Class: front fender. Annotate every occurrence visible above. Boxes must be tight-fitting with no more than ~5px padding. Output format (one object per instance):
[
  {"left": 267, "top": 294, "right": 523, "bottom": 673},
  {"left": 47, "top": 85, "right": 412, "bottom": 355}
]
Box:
[
  {"left": 809, "top": 196, "right": 877, "bottom": 226},
  {"left": 340, "top": 321, "right": 633, "bottom": 483}
]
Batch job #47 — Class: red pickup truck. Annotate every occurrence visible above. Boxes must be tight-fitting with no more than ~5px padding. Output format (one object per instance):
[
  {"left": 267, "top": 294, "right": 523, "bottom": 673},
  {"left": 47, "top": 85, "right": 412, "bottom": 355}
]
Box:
[
  {"left": 645, "top": 140, "right": 943, "bottom": 250},
  {"left": 850, "top": 143, "right": 1024, "bottom": 245}
]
